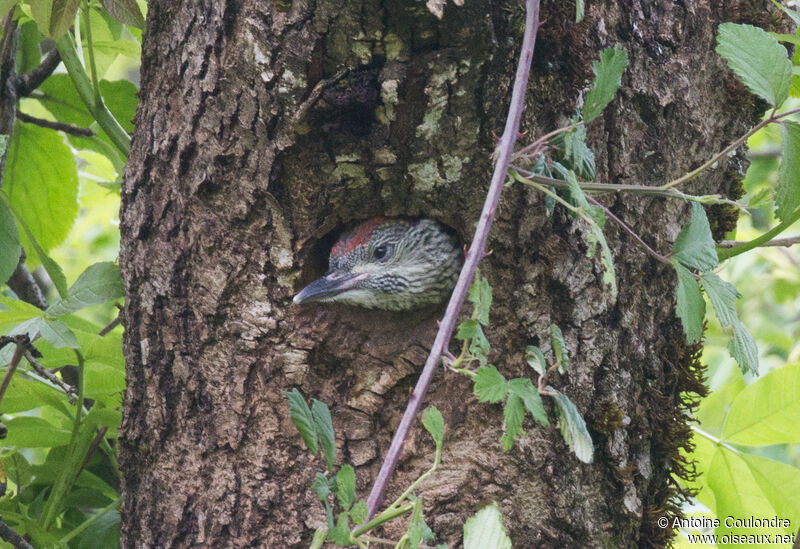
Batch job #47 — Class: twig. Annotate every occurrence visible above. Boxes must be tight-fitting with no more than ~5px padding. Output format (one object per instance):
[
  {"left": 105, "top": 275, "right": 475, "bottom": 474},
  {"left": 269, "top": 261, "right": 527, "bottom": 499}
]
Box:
[
  {"left": 585, "top": 196, "right": 671, "bottom": 264},
  {"left": 98, "top": 308, "right": 123, "bottom": 336},
  {"left": 717, "top": 208, "right": 800, "bottom": 261},
  {"left": 24, "top": 350, "right": 77, "bottom": 403},
  {"left": 660, "top": 107, "right": 800, "bottom": 191},
  {"left": 16, "top": 111, "right": 94, "bottom": 137},
  {"left": 78, "top": 426, "right": 109, "bottom": 475},
  {"left": 0, "top": 338, "right": 28, "bottom": 406},
  {"left": 717, "top": 235, "right": 800, "bottom": 248},
  {"left": 0, "top": 516, "right": 34, "bottom": 549},
  {"left": 291, "top": 68, "right": 349, "bottom": 127},
  {"left": 14, "top": 49, "right": 61, "bottom": 97},
  {"left": 363, "top": 0, "right": 541, "bottom": 519}
]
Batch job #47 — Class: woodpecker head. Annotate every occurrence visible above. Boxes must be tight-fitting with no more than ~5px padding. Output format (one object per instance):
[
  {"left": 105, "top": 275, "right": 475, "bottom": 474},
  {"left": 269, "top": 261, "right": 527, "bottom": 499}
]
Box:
[{"left": 293, "top": 217, "right": 462, "bottom": 311}]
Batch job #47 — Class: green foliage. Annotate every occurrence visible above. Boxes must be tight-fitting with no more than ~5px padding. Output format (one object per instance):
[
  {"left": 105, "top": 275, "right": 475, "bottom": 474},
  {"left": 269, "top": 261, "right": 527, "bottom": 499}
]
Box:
[
  {"left": 583, "top": 44, "right": 628, "bottom": 124},
  {"left": 29, "top": 0, "right": 82, "bottom": 39},
  {"left": 46, "top": 262, "right": 124, "bottom": 317},
  {"left": 422, "top": 406, "right": 444, "bottom": 451},
  {"left": 285, "top": 388, "right": 319, "bottom": 456},
  {"left": 0, "top": 196, "right": 20, "bottom": 284},
  {"left": 312, "top": 399, "right": 337, "bottom": 471},
  {"left": 716, "top": 23, "right": 792, "bottom": 108},
  {"left": 673, "top": 203, "right": 718, "bottom": 272},
  {"left": 673, "top": 261, "right": 706, "bottom": 344},
  {"left": 463, "top": 502, "right": 512, "bottom": 549},
  {"left": 775, "top": 121, "right": 800, "bottom": 222},
  {"left": 473, "top": 365, "right": 507, "bottom": 403},
  {"left": 549, "top": 388, "right": 594, "bottom": 464},
  {"left": 99, "top": 0, "right": 145, "bottom": 28}
]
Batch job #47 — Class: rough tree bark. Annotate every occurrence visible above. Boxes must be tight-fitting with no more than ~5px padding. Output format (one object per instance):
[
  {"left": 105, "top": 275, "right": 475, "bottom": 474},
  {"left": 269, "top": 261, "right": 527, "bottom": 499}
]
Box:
[{"left": 119, "top": 1, "right": 776, "bottom": 546}]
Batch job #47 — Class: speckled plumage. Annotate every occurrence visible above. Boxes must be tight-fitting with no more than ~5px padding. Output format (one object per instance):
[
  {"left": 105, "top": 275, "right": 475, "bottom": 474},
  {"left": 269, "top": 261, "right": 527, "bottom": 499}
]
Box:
[{"left": 294, "top": 217, "right": 462, "bottom": 311}]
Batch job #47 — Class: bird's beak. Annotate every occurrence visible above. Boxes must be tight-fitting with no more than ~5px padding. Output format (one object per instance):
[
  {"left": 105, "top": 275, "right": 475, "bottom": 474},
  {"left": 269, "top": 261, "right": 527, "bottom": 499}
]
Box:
[{"left": 293, "top": 271, "right": 370, "bottom": 305}]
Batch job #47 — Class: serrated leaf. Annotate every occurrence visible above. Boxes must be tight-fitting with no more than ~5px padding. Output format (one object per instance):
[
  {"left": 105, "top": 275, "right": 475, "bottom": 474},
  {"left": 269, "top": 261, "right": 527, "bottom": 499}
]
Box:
[
  {"left": 716, "top": 23, "right": 792, "bottom": 108},
  {"left": 46, "top": 262, "right": 125, "bottom": 316},
  {"left": 583, "top": 44, "right": 628, "bottom": 123},
  {"left": 311, "top": 399, "right": 336, "bottom": 471},
  {"left": 549, "top": 388, "right": 594, "bottom": 463},
  {"left": 336, "top": 465, "right": 356, "bottom": 512},
  {"left": 673, "top": 261, "right": 705, "bottom": 344},
  {"left": 501, "top": 392, "right": 524, "bottom": 451},
  {"left": 422, "top": 406, "right": 444, "bottom": 451},
  {"left": 525, "top": 345, "right": 546, "bottom": 376},
  {"left": 559, "top": 126, "right": 595, "bottom": 180},
  {"left": 775, "top": 121, "right": 800, "bottom": 222},
  {"left": 469, "top": 323, "right": 490, "bottom": 365},
  {"left": 0, "top": 195, "right": 20, "bottom": 285},
  {"left": 701, "top": 272, "right": 740, "bottom": 328},
  {"left": 473, "top": 365, "right": 507, "bottom": 403},
  {"left": 407, "top": 497, "right": 426, "bottom": 548},
  {"left": 3, "top": 121, "right": 78, "bottom": 263},
  {"left": 285, "top": 389, "right": 318, "bottom": 455},
  {"left": 312, "top": 472, "right": 330, "bottom": 500},
  {"left": 455, "top": 319, "right": 478, "bottom": 341},
  {"left": 99, "top": 0, "right": 145, "bottom": 28},
  {"left": 463, "top": 503, "right": 512, "bottom": 549},
  {"left": 728, "top": 320, "right": 758, "bottom": 376},
  {"left": 722, "top": 363, "right": 799, "bottom": 445},
  {"left": 673, "top": 203, "right": 717, "bottom": 271},
  {"left": 550, "top": 325, "right": 569, "bottom": 373},
  {"left": 468, "top": 272, "right": 492, "bottom": 326},
  {"left": 327, "top": 512, "right": 351, "bottom": 545},
  {"left": 509, "top": 378, "right": 548, "bottom": 426},
  {"left": 348, "top": 500, "right": 367, "bottom": 525},
  {"left": 10, "top": 317, "right": 78, "bottom": 348}
]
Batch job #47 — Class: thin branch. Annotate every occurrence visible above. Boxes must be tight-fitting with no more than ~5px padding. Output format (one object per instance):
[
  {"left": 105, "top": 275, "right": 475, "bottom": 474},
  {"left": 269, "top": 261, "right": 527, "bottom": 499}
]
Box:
[
  {"left": 14, "top": 49, "right": 61, "bottom": 97},
  {"left": 16, "top": 111, "right": 94, "bottom": 137},
  {"left": 660, "top": 107, "right": 800, "bottom": 191},
  {"left": 717, "top": 208, "right": 800, "bottom": 261},
  {"left": 291, "top": 68, "right": 349, "bottom": 127},
  {"left": 24, "top": 350, "right": 77, "bottom": 403},
  {"left": 0, "top": 516, "right": 34, "bottom": 549},
  {"left": 717, "top": 235, "right": 800, "bottom": 248},
  {"left": 363, "top": 0, "right": 541, "bottom": 519},
  {"left": 585, "top": 196, "right": 671, "bottom": 264},
  {"left": 0, "top": 338, "right": 28, "bottom": 406}
]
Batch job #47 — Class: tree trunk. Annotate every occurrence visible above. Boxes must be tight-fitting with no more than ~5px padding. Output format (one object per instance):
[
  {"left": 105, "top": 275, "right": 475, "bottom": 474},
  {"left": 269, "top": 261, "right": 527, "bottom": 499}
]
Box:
[{"left": 119, "top": 1, "right": 774, "bottom": 546}]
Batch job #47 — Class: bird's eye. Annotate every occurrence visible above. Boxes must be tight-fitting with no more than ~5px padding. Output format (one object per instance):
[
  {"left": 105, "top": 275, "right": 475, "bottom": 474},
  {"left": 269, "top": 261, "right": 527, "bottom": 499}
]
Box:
[{"left": 374, "top": 245, "right": 391, "bottom": 260}]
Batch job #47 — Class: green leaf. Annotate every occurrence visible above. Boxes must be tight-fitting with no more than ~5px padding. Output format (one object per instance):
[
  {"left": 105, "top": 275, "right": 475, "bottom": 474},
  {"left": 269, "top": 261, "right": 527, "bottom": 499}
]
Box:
[
  {"left": 0, "top": 295, "right": 42, "bottom": 328},
  {"left": 775, "top": 121, "right": 800, "bottom": 222},
  {"left": 10, "top": 317, "right": 78, "bottom": 349},
  {"left": 673, "top": 203, "right": 717, "bottom": 271},
  {"left": 2, "top": 416, "right": 71, "bottom": 447},
  {"left": 422, "top": 406, "right": 444, "bottom": 451},
  {"left": 550, "top": 325, "right": 569, "bottom": 373},
  {"left": 574, "top": 0, "right": 584, "bottom": 23},
  {"left": 468, "top": 272, "right": 492, "bottom": 326},
  {"left": 473, "top": 365, "right": 508, "bottom": 404},
  {"left": 285, "top": 389, "right": 318, "bottom": 455},
  {"left": 327, "top": 512, "right": 351, "bottom": 545},
  {"left": 721, "top": 363, "right": 799, "bottom": 445},
  {"left": 549, "top": 388, "right": 594, "bottom": 463},
  {"left": 583, "top": 44, "right": 628, "bottom": 124},
  {"left": 716, "top": 23, "right": 792, "bottom": 108},
  {"left": 525, "top": 345, "right": 546, "bottom": 376},
  {"left": 463, "top": 503, "right": 512, "bottom": 549},
  {"left": 336, "top": 465, "right": 356, "bottom": 512},
  {"left": 37, "top": 318, "right": 79, "bottom": 349},
  {"left": 348, "top": 500, "right": 367, "bottom": 525},
  {"left": 99, "top": 0, "right": 145, "bottom": 28},
  {"left": 741, "top": 453, "right": 800, "bottom": 531},
  {"left": 700, "top": 272, "right": 740, "bottom": 328},
  {"left": 728, "top": 320, "right": 759, "bottom": 376},
  {"left": 501, "top": 391, "right": 524, "bottom": 451},
  {"left": 455, "top": 318, "right": 478, "bottom": 341},
  {"left": 706, "top": 449, "right": 783, "bottom": 542},
  {"left": 673, "top": 261, "right": 705, "bottom": 344},
  {"left": 3, "top": 121, "right": 78, "bottom": 257},
  {"left": 29, "top": 0, "right": 80, "bottom": 39},
  {"left": 311, "top": 399, "right": 336, "bottom": 471},
  {"left": 17, "top": 215, "right": 70, "bottom": 298},
  {"left": 2, "top": 452, "right": 33, "bottom": 487},
  {"left": 46, "top": 262, "right": 125, "bottom": 316},
  {"left": 0, "top": 195, "right": 20, "bottom": 285},
  {"left": 0, "top": 0, "right": 17, "bottom": 20},
  {"left": 559, "top": 126, "right": 595, "bottom": 180},
  {"left": 312, "top": 472, "right": 330, "bottom": 500},
  {"left": 769, "top": 0, "right": 800, "bottom": 25},
  {"left": 407, "top": 497, "right": 426, "bottom": 548},
  {"left": 509, "top": 378, "right": 548, "bottom": 426},
  {"left": 469, "top": 323, "right": 491, "bottom": 365}
]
